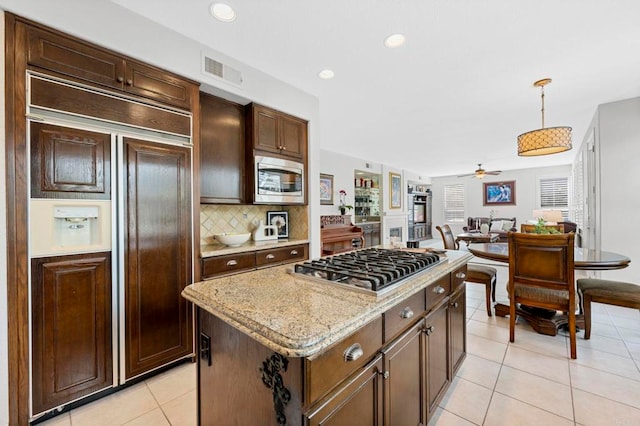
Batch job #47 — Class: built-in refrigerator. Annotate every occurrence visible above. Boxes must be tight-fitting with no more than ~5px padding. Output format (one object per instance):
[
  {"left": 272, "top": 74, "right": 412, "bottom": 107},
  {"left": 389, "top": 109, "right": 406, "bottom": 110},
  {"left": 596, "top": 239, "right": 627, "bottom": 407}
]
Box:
[{"left": 27, "top": 74, "right": 194, "bottom": 420}]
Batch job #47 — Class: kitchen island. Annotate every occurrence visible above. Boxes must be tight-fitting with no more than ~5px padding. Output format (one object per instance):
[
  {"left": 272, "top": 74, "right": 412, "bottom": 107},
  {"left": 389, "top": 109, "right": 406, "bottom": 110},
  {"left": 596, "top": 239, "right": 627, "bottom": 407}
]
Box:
[{"left": 182, "top": 248, "right": 472, "bottom": 425}]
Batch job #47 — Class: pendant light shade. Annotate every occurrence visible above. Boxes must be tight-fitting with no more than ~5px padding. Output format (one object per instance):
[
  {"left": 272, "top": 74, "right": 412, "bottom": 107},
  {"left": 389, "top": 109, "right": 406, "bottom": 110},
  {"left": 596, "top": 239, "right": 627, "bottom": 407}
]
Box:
[{"left": 518, "top": 79, "right": 572, "bottom": 156}]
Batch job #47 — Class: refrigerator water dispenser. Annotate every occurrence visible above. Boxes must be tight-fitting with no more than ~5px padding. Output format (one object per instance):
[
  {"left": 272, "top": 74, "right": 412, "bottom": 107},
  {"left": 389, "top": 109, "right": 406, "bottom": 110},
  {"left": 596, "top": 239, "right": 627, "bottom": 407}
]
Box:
[{"left": 53, "top": 206, "right": 99, "bottom": 247}]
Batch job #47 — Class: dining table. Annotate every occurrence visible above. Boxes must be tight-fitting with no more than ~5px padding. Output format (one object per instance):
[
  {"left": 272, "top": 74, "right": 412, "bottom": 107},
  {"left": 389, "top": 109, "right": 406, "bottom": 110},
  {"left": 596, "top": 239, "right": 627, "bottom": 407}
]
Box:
[{"left": 467, "top": 242, "right": 631, "bottom": 336}]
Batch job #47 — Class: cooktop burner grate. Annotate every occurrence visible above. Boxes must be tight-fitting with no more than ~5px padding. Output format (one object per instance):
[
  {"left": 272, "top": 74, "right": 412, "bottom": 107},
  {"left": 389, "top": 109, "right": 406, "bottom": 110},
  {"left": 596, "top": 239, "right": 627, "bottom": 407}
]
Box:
[{"left": 293, "top": 248, "right": 443, "bottom": 293}]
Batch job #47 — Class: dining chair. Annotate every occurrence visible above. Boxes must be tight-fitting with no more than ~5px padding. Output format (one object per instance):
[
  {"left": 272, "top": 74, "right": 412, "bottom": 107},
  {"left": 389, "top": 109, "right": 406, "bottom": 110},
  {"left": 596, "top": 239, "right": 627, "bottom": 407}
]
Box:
[
  {"left": 436, "top": 225, "right": 497, "bottom": 316},
  {"left": 507, "top": 232, "right": 577, "bottom": 358}
]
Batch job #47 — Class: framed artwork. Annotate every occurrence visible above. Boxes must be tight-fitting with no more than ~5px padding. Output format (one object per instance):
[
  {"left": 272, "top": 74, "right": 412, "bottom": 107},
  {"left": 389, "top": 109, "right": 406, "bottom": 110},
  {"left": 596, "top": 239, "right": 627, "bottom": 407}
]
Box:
[
  {"left": 319, "top": 173, "right": 334, "bottom": 205},
  {"left": 389, "top": 172, "right": 402, "bottom": 209},
  {"left": 483, "top": 181, "right": 516, "bottom": 206},
  {"left": 267, "top": 211, "right": 289, "bottom": 238}
]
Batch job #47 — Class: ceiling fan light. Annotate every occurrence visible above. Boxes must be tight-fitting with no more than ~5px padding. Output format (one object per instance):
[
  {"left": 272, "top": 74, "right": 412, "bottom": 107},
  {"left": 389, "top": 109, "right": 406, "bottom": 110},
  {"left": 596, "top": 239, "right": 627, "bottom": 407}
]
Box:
[
  {"left": 517, "top": 126, "right": 572, "bottom": 156},
  {"left": 475, "top": 171, "right": 486, "bottom": 178}
]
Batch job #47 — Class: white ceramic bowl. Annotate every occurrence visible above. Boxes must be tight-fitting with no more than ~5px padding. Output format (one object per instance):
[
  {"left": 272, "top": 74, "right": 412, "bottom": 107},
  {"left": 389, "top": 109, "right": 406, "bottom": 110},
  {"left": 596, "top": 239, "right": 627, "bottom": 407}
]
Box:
[{"left": 214, "top": 233, "right": 251, "bottom": 247}]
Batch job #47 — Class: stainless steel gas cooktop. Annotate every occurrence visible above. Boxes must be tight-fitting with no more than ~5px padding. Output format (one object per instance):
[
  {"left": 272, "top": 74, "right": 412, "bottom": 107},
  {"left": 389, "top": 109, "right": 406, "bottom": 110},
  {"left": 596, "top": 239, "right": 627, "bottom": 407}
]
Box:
[{"left": 292, "top": 248, "right": 444, "bottom": 296}]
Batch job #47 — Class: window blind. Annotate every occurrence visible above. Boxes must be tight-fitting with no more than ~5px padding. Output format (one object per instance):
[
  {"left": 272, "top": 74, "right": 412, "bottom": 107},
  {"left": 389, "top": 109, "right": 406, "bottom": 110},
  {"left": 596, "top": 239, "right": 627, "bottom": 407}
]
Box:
[
  {"left": 444, "top": 184, "right": 465, "bottom": 223},
  {"left": 539, "top": 177, "right": 569, "bottom": 220}
]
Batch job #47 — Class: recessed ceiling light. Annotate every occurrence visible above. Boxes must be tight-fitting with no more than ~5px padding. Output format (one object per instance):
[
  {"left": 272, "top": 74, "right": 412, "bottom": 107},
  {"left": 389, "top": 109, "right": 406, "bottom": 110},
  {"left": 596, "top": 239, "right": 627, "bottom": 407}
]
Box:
[
  {"left": 210, "top": 3, "right": 236, "bottom": 22},
  {"left": 384, "top": 33, "right": 406, "bottom": 48},
  {"left": 318, "top": 69, "right": 335, "bottom": 80}
]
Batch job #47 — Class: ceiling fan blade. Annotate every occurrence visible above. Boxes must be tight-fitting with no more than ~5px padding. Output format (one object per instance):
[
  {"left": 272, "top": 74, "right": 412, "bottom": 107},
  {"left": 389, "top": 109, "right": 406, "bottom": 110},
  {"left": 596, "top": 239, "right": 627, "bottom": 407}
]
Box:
[
  {"left": 485, "top": 171, "right": 502, "bottom": 175},
  {"left": 457, "top": 173, "right": 475, "bottom": 177}
]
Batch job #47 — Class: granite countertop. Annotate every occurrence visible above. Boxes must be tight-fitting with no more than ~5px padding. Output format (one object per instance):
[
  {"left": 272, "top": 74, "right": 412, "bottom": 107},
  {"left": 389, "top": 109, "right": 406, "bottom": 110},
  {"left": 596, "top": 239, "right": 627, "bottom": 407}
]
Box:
[
  {"left": 183, "top": 248, "right": 472, "bottom": 358},
  {"left": 201, "top": 238, "right": 310, "bottom": 258}
]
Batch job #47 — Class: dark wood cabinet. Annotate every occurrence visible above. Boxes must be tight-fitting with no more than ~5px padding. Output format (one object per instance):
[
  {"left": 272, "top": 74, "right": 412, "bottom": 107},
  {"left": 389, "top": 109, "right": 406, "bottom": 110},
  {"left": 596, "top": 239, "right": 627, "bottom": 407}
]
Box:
[
  {"left": 305, "top": 355, "right": 384, "bottom": 426},
  {"left": 382, "top": 320, "right": 426, "bottom": 426},
  {"left": 425, "top": 301, "right": 450, "bottom": 419},
  {"left": 248, "top": 103, "right": 307, "bottom": 160},
  {"left": 201, "top": 244, "right": 308, "bottom": 279},
  {"left": 21, "top": 20, "right": 195, "bottom": 110},
  {"left": 123, "top": 137, "right": 193, "bottom": 379},
  {"left": 256, "top": 244, "right": 308, "bottom": 268},
  {"left": 31, "top": 253, "right": 112, "bottom": 414},
  {"left": 199, "top": 92, "right": 245, "bottom": 204},
  {"left": 30, "top": 122, "right": 111, "bottom": 199},
  {"left": 361, "top": 223, "right": 381, "bottom": 248},
  {"left": 449, "top": 285, "right": 467, "bottom": 376}
]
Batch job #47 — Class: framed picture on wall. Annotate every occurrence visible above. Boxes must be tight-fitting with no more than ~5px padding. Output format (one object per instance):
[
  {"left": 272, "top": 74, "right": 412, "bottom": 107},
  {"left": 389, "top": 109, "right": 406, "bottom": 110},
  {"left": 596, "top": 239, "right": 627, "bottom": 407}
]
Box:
[
  {"left": 267, "top": 211, "right": 289, "bottom": 238},
  {"left": 320, "top": 173, "right": 334, "bottom": 205},
  {"left": 483, "top": 181, "right": 516, "bottom": 206},
  {"left": 389, "top": 172, "right": 402, "bottom": 209}
]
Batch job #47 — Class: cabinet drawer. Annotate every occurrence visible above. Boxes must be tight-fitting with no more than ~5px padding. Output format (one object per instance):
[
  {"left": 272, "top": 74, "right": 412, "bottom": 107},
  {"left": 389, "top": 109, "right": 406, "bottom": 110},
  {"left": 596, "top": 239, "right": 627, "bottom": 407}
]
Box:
[
  {"left": 451, "top": 265, "right": 468, "bottom": 292},
  {"left": 426, "top": 274, "right": 450, "bottom": 311},
  {"left": 256, "top": 244, "right": 307, "bottom": 267},
  {"left": 305, "top": 316, "right": 382, "bottom": 405},
  {"left": 201, "top": 253, "right": 256, "bottom": 279},
  {"left": 383, "top": 289, "right": 426, "bottom": 343}
]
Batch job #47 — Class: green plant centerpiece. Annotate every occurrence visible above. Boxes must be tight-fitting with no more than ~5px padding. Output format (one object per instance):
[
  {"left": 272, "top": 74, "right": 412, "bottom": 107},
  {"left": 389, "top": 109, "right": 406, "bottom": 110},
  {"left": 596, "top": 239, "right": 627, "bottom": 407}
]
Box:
[{"left": 534, "top": 217, "right": 561, "bottom": 234}]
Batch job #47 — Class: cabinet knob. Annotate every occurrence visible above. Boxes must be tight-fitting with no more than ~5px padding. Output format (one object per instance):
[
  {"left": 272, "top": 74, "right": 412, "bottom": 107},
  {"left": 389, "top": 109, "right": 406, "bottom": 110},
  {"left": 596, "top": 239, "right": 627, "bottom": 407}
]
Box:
[
  {"left": 456, "top": 271, "right": 466, "bottom": 279},
  {"left": 281, "top": 146, "right": 286, "bottom": 150},
  {"left": 378, "top": 370, "right": 390, "bottom": 379},
  {"left": 266, "top": 254, "right": 276, "bottom": 260},
  {"left": 423, "top": 325, "right": 435, "bottom": 335},
  {"left": 451, "top": 302, "right": 459, "bottom": 308},
  {"left": 290, "top": 250, "right": 298, "bottom": 256},
  {"left": 116, "top": 76, "right": 124, "bottom": 83},
  {"left": 226, "top": 260, "right": 238, "bottom": 266},
  {"left": 126, "top": 79, "right": 133, "bottom": 86},
  {"left": 343, "top": 343, "right": 363, "bottom": 362},
  {"left": 400, "top": 307, "right": 414, "bottom": 319},
  {"left": 434, "top": 286, "right": 445, "bottom": 294}
]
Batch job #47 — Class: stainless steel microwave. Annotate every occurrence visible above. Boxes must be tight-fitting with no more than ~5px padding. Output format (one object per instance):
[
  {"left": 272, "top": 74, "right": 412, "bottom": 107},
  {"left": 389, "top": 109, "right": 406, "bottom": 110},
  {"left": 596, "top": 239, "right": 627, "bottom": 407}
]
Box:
[{"left": 255, "top": 155, "right": 304, "bottom": 204}]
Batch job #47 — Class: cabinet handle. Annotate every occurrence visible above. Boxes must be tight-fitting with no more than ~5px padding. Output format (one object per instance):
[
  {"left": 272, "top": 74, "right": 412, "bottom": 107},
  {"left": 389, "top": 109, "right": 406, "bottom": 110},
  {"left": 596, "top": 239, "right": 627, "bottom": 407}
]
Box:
[
  {"left": 433, "top": 286, "right": 445, "bottom": 294},
  {"left": 452, "top": 302, "right": 459, "bottom": 308},
  {"left": 266, "top": 254, "right": 275, "bottom": 260},
  {"left": 126, "top": 79, "right": 133, "bottom": 86},
  {"left": 116, "top": 76, "right": 124, "bottom": 83},
  {"left": 456, "top": 272, "right": 466, "bottom": 279},
  {"left": 400, "top": 307, "right": 414, "bottom": 319},
  {"left": 343, "top": 343, "right": 363, "bottom": 362},
  {"left": 423, "top": 325, "right": 435, "bottom": 335},
  {"left": 290, "top": 250, "right": 298, "bottom": 256},
  {"left": 281, "top": 146, "right": 286, "bottom": 150},
  {"left": 226, "top": 260, "right": 238, "bottom": 266},
  {"left": 378, "top": 370, "right": 390, "bottom": 379}
]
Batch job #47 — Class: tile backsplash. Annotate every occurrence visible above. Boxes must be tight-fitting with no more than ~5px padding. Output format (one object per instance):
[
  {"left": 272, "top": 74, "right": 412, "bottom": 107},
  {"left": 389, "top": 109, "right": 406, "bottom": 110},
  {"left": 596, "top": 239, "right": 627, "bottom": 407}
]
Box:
[{"left": 200, "top": 204, "right": 308, "bottom": 246}]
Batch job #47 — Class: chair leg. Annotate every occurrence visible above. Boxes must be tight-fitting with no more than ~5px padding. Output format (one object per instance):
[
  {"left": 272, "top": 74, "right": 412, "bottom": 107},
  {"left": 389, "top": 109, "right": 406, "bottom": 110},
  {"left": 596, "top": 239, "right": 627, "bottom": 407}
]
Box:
[
  {"left": 491, "top": 276, "right": 497, "bottom": 303},
  {"left": 569, "top": 310, "right": 577, "bottom": 359},
  {"left": 509, "top": 290, "right": 515, "bottom": 343},
  {"left": 584, "top": 294, "right": 592, "bottom": 340},
  {"left": 484, "top": 281, "right": 492, "bottom": 316}
]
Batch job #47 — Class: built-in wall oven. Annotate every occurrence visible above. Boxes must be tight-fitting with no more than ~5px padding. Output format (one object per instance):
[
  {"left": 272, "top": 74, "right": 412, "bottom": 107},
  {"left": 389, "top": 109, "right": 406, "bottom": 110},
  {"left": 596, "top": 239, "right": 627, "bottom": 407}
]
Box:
[{"left": 255, "top": 155, "right": 304, "bottom": 204}]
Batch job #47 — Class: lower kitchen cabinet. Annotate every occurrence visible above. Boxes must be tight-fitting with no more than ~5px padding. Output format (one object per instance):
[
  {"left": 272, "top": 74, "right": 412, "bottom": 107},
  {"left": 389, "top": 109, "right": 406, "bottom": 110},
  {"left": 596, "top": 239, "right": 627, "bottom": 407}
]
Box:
[
  {"left": 305, "top": 355, "right": 384, "bottom": 425},
  {"left": 449, "top": 284, "right": 467, "bottom": 376},
  {"left": 425, "top": 301, "right": 450, "bottom": 419},
  {"left": 31, "top": 253, "right": 112, "bottom": 415},
  {"left": 383, "top": 319, "right": 426, "bottom": 426}
]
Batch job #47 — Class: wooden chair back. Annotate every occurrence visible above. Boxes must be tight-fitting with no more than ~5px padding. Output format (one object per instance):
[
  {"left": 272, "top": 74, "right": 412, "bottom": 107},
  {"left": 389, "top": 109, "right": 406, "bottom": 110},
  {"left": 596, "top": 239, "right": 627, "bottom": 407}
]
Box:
[
  {"left": 436, "top": 224, "right": 458, "bottom": 250},
  {"left": 508, "top": 232, "right": 577, "bottom": 358},
  {"left": 520, "top": 223, "right": 564, "bottom": 233}
]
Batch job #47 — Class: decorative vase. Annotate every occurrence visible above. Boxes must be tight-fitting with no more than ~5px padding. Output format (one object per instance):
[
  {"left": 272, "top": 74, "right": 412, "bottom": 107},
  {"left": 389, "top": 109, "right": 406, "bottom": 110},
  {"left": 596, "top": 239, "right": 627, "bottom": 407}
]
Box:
[
  {"left": 340, "top": 207, "right": 346, "bottom": 215},
  {"left": 480, "top": 223, "right": 490, "bottom": 234}
]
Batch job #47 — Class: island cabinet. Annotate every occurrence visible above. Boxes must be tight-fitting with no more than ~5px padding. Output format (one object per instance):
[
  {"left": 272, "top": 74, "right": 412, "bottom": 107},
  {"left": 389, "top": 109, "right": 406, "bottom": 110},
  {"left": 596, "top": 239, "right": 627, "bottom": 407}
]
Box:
[
  {"left": 199, "top": 92, "right": 245, "bottom": 204},
  {"left": 247, "top": 103, "right": 308, "bottom": 161},
  {"left": 20, "top": 19, "right": 197, "bottom": 110},
  {"left": 195, "top": 266, "right": 467, "bottom": 425}
]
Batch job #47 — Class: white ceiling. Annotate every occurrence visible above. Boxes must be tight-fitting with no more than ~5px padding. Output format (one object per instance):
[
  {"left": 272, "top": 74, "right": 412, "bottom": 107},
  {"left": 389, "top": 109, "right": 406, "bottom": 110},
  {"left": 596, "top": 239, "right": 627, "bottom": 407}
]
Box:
[{"left": 22, "top": 1, "right": 640, "bottom": 177}]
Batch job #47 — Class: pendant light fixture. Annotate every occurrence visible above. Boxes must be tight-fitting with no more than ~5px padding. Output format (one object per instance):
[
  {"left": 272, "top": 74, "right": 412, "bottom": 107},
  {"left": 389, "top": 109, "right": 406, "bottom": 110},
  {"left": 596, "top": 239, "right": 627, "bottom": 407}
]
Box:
[{"left": 517, "top": 78, "right": 572, "bottom": 156}]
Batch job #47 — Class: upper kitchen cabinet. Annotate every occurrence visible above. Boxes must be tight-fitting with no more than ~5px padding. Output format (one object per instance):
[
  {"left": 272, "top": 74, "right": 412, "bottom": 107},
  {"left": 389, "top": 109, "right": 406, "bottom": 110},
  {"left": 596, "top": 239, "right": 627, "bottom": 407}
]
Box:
[
  {"left": 247, "top": 103, "right": 307, "bottom": 161},
  {"left": 21, "top": 20, "right": 197, "bottom": 110},
  {"left": 200, "top": 92, "right": 245, "bottom": 204}
]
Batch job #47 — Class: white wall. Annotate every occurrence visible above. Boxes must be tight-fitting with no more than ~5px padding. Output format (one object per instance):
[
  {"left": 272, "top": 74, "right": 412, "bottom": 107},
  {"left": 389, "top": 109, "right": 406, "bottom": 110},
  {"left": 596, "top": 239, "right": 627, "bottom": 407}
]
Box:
[
  {"left": 594, "top": 97, "right": 640, "bottom": 282},
  {"left": 0, "top": 2, "right": 320, "bottom": 422},
  {"left": 430, "top": 165, "right": 572, "bottom": 236},
  {"left": 0, "top": 12, "right": 8, "bottom": 426}
]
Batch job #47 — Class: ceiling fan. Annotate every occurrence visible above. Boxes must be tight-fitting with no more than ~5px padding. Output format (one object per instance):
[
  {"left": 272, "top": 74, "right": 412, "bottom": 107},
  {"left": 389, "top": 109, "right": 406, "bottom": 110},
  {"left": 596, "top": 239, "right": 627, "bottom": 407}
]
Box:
[{"left": 457, "top": 164, "right": 502, "bottom": 179}]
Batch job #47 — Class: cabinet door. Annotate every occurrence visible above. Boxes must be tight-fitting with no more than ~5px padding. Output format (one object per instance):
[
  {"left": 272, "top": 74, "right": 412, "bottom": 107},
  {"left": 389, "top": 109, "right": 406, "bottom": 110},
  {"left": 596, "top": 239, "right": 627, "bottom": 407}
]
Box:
[
  {"left": 31, "top": 253, "right": 112, "bottom": 414},
  {"left": 123, "top": 137, "right": 193, "bottom": 380},
  {"left": 279, "top": 115, "right": 306, "bottom": 159},
  {"left": 425, "top": 302, "right": 450, "bottom": 418},
  {"left": 30, "top": 122, "right": 111, "bottom": 199},
  {"left": 23, "top": 22, "right": 125, "bottom": 91},
  {"left": 252, "top": 105, "right": 280, "bottom": 153},
  {"left": 200, "top": 93, "right": 245, "bottom": 203},
  {"left": 449, "top": 286, "right": 467, "bottom": 376},
  {"left": 305, "top": 355, "right": 383, "bottom": 426},
  {"left": 124, "top": 59, "right": 194, "bottom": 110},
  {"left": 383, "top": 320, "right": 426, "bottom": 426},
  {"left": 371, "top": 225, "right": 381, "bottom": 246}
]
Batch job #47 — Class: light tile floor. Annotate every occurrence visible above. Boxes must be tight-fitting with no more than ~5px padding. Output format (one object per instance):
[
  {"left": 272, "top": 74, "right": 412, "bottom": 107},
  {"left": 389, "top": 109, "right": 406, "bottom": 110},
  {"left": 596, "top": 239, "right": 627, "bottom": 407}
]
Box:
[{"left": 39, "top": 249, "right": 640, "bottom": 426}]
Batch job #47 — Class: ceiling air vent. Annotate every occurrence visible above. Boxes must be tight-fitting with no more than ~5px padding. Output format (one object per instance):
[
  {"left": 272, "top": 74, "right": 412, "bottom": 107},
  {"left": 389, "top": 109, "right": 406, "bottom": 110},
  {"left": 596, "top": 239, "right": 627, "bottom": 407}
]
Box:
[{"left": 202, "top": 55, "right": 243, "bottom": 86}]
